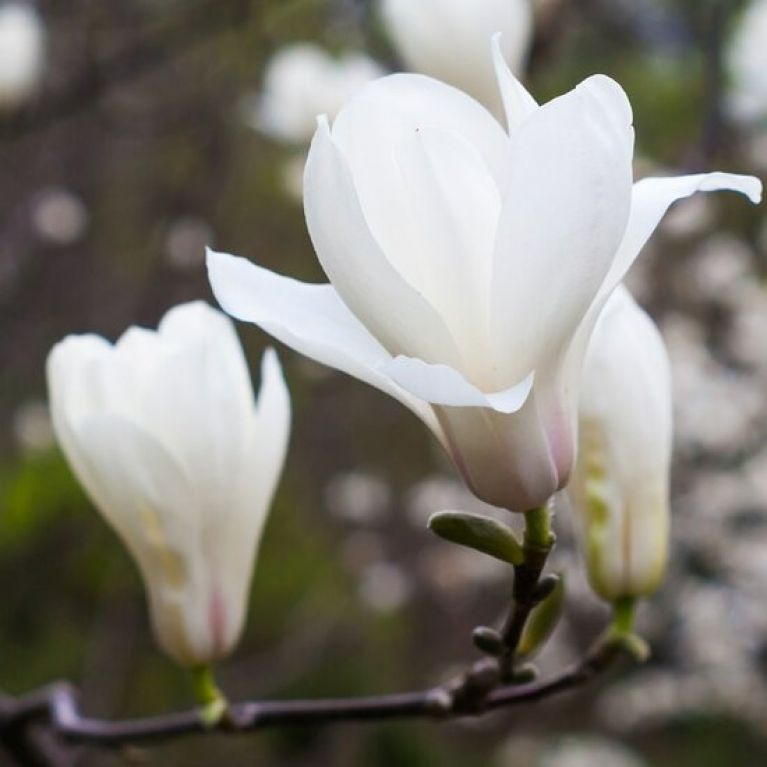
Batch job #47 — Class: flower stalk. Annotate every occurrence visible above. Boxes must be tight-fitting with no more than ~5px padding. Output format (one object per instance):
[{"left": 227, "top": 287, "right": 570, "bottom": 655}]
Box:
[
  {"left": 190, "top": 666, "right": 228, "bottom": 729},
  {"left": 498, "top": 505, "right": 555, "bottom": 680}
]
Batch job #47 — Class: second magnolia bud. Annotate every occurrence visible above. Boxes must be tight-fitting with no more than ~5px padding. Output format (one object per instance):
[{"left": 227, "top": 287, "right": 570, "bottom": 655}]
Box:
[{"left": 570, "top": 286, "right": 672, "bottom": 604}]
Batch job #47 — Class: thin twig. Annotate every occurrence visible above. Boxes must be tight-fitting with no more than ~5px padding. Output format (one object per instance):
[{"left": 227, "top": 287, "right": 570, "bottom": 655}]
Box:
[{"left": 0, "top": 636, "right": 628, "bottom": 751}]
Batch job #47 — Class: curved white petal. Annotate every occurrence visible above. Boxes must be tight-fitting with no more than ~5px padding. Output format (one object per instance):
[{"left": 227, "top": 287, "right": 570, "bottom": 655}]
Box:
[
  {"left": 602, "top": 172, "right": 763, "bottom": 301},
  {"left": 385, "top": 125, "right": 501, "bottom": 356},
  {"left": 247, "top": 348, "right": 291, "bottom": 524},
  {"left": 492, "top": 33, "right": 538, "bottom": 133},
  {"left": 64, "top": 414, "right": 212, "bottom": 665},
  {"left": 304, "top": 118, "right": 460, "bottom": 366},
  {"left": 207, "top": 249, "right": 443, "bottom": 438},
  {"left": 433, "top": 393, "right": 563, "bottom": 512},
  {"left": 212, "top": 348, "right": 291, "bottom": 653},
  {"left": 47, "top": 334, "right": 114, "bottom": 421},
  {"left": 491, "top": 75, "right": 635, "bottom": 384},
  {"left": 331, "top": 72, "right": 512, "bottom": 192},
  {"left": 380, "top": 355, "right": 533, "bottom": 414}
]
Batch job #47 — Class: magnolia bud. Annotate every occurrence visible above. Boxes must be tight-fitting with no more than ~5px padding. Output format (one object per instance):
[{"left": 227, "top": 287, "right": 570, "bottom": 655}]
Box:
[
  {"left": 47, "top": 302, "right": 291, "bottom": 667},
  {"left": 571, "top": 286, "right": 672, "bottom": 603}
]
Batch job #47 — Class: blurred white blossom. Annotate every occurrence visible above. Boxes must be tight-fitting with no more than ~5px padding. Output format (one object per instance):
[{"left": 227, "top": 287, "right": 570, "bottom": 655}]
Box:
[
  {"left": 12, "top": 400, "right": 54, "bottom": 454},
  {"left": 727, "top": 0, "right": 767, "bottom": 124},
  {"left": 496, "top": 734, "right": 648, "bottom": 767},
  {"left": 357, "top": 561, "right": 412, "bottom": 613},
  {"left": 0, "top": 2, "right": 44, "bottom": 109},
  {"left": 164, "top": 216, "right": 213, "bottom": 272},
  {"left": 380, "top": 0, "right": 532, "bottom": 116},
  {"left": 660, "top": 193, "right": 713, "bottom": 239},
  {"left": 405, "top": 474, "right": 506, "bottom": 528},
  {"left": 325, "top": 470, "right": 391, "bottom": 524},
  {"left": 683, "top": 234, "right": 753, "bottom": 304},
  {"left": 32, "top": 188, "right": 88, "bottom": 245},
  {"left": 248, "top": 43, "right": 385, "bottom": 144}
]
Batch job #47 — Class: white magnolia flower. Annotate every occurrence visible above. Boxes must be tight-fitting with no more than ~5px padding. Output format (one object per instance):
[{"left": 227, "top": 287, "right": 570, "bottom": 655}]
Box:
[
  {"left": 380, "top": 0, "right": 532, "bottom": 116},
  {"left": 251, "top": 43, "right": 385, "bottom": 144},
  {"left": 208, "top": 40, "right": 760, "bottom": 513},
  {"left": 571, "top": 287, "right": 672, "bottom": 602},
  {"left": 727, "top": 0, "right": 767, "bottom": 124},
  {"left": 0, "top": 2, "right": 44, "bottom": 108},
  {"left": 47, "top": 302, "right": 291, "bottom": 667}
]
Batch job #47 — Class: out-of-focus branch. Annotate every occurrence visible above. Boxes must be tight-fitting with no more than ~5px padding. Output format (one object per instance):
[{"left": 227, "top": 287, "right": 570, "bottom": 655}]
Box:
[
  {"left": 697, "top": 0, "right": 729, "bottom": 164},
  {"left": 0, "top": 0, "right": 257, "bottom": 141}
]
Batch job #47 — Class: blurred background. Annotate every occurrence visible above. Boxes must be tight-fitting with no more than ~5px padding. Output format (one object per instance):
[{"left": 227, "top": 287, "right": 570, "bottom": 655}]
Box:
[{"left": 1, "top": 0, "right": 766, "bottom": 765}]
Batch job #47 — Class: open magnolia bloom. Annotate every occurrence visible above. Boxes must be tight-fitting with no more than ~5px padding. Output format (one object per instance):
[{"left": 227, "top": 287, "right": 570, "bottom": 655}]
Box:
[
  {"left": 47, "top": 302, "right": 291, "bottom": 667},
  {"left": 208, "top": 39, "right": 761, "bottom": 513},
  {"left": 380, "top": 0, "right": 532, "bottom": 117},
  {"left": 570, "top": 286, "right": 672, "bottom": 602}
]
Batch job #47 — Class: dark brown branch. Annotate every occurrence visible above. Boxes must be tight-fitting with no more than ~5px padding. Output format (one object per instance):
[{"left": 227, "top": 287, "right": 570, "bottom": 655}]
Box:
[{"left": 0, "top": 636, "right": 628, "bottom": 751}]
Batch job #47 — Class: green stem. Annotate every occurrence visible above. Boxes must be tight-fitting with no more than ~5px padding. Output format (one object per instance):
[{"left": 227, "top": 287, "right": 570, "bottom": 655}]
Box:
[
  {"left": 610, "top": 597, "right": 637, "bottom": 637},
  {"left": 189, "top": 665, "right": 228, "bottom": 728},
  {"left": 606, "top": 597, "right": 649, "bottom": 662},
  {"left": 523, "top": 506, "right": 552, "bottom": 552}
]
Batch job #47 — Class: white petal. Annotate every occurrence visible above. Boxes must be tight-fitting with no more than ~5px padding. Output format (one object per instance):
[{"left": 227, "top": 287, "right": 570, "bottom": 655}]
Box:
[
  {"left": 303, "top": 118, "right": 460, "bottom": 365},
  {"left": 380, "top": 355, "right": 533, "bottom": 414},
  {"left": 207, "top": 250, "right": 443, "bottom": 438},
  {"left": 138, "top": 347, "right": 252, "bottom": 513},
  {"left": 213, "top": 348, "right": 291, "bottom": 653},
  {"left": 388, "top": 125, "right": 501, "bottom": 356},
  {"left": 492, "top": 33, "right": 538, "bottom": 133},
  {"left": 62, "top": 414, "right": 209, "bottom": 665},
  {"left": 433, "top": 393, "right": 563, "bottom": 512},
  {"left": 602, "top": 172, "right": 763, "bottom": 300},
  {"left": 248, "top": 348, "right": 291, "bottom": 520},
  {"left": 331, "top": 72, "right": 512, "bottom": 192},
  {"left": 491, "top": 75, "right": 635, "bottom": 383},
  {"left": 47, "top": 334, "right": 113, "bottom": 423}
]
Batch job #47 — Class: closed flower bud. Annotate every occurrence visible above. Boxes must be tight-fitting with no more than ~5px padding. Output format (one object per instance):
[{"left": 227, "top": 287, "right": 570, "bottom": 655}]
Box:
[
  {"left": 571, "top": 286, "right": 672, "bottom": 602},
  {"left": 380, "top": 0, "right": 533, "bottom": 117},
  {"left": 47, "top": 302, "right": 291, "bottom": 667},
  {"left": 208, "top": 40, "right": 759, "bottom": 513}
]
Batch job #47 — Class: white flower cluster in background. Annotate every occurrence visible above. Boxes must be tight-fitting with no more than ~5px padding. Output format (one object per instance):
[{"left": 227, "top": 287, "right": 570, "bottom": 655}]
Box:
[
  {"left": 0, "top": 2, "right": 45, "bottom": 108},
  {"left": 727, "top": 0, "right": 767, "bottom": 125},
  {"left": 248, "top": 43, "right": 385, "bottom": 145}
]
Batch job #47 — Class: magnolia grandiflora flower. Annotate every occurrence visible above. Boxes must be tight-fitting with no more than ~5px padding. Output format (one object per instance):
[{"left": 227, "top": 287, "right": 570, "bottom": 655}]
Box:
[
  {"left": 208, "top": 40, "right": 760, "bottom": 513},
  {"left": 727, "top": 0, "right": 767, "bottom": 124},
  {"left": 47, "top": 302, "right": 291, "bottom": 667},
  {"left": 379, "top": 0, "right": 532, "bottom": 116},
  {"left": 0, "top": 2, "right": 45, "bottom": 109},
  {"left": 570, "top": 286, "right": 672, "bottom": 602},
  {"left": 251, "top": 43, "right": 385, "bottom": 144}
]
